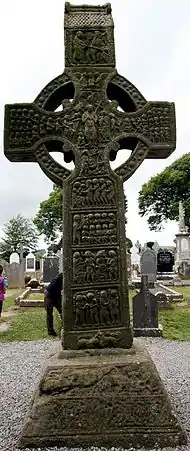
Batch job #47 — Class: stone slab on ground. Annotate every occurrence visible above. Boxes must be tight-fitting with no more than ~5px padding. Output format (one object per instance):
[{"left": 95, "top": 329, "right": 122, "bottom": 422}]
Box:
[
  {"left": 18, "top": 341, "right": 186, "bottom": 449},
  {"left": 19, "top": 300, "right": 44, "bottom": 307}
]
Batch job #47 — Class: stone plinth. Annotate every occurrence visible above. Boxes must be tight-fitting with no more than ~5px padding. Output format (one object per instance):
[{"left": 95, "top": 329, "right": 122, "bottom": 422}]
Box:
[{"left": 19, "top": 342, "right": 186, "bottom": 449}]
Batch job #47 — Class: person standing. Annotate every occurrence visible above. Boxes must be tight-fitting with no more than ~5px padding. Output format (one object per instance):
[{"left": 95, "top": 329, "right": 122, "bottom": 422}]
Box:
[
  {"left": 0, "top": 265, "right": 6, "bottom": 318},
  {"left": 44, "top": 273, "right": 63, "bottom": 336}
]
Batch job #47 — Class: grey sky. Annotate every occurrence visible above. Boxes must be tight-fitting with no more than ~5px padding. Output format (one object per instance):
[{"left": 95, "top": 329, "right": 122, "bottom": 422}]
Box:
[{"left": 0, "top": 0, "right": 189, "bottom": 247}]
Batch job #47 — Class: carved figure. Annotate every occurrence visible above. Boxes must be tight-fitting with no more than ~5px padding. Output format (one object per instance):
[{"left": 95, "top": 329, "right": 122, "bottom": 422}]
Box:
[
  {"left": 109, "top": 289, "right": 120, "bottom": 324},
  {"left": 73, "top": 214, "right": 81, "bottom": 244},
  {"left": 108, "top": 250, "right": 117, "bottom": 280},
  {"left": 100, "top": 290, "right": 110, "bottom": 325},
  {"left": 82, "top": 104, "right": 97, "bottom": 141},
  {"left": 87, "top": 292, "right": 99, "bottom": 325},
  {"left": 84, "top": 251, "right": 95, "bottom": 283},
  {"left": 73, "top": 31, "right": 86, "bottom": 63},
  {"left": 73, "top": 252, "right": 85, "bottom": 283}
]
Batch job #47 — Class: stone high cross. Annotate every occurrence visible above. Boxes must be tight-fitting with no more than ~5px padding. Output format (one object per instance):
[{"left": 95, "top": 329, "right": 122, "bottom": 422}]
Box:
[{"left": 4, "top": 2, "right": 176, "bottom": 349}]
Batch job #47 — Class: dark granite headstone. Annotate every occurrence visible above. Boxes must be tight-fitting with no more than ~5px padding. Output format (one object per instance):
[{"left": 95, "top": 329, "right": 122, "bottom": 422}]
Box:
[
  {"left": 157, "top": 250, "right": 174, "bottom": 273},
  {"left": 140, "top": 248, "right": 157, "bottom": 283},
  {"left": 43, "top": 257, "right": 59, "bottom": 283},
  {"left": 4, "top": 2, "right": 186, "bottom": 449},
  {"left": 133, "top": 275, "right": 162, "bottom": 336}
]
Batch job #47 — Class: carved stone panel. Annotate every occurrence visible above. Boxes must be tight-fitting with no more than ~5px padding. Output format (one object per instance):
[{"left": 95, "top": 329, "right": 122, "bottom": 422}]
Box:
[
  {"left": 72, "top": 212, "right": 117, "bottom": 245},
  {"left": 72, "top": 248, "right": 118, "bottom": 285},
  {"left": 72, "top": 287, "right": 120, "bottom": 329},
  {"left": 72, "top": 177, "right": 116, "bottom": 209}
]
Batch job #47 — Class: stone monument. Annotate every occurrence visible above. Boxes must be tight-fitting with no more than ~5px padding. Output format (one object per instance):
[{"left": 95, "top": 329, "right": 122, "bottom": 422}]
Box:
[
  {"left": 133, "top": 275, "right": 162, "bottom": 336},
  {"left": 4, "top": 2, "right": 186, "bottom": 448},
  {"left": 175, "top": 201, "right": 190, "bottom": 277},
  {"left": 140, "top": 243, "right": 157, "bottom": 283}
]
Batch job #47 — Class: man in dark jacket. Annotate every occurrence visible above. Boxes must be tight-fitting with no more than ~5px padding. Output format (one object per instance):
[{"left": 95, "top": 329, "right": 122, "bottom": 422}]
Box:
[{"left": 44, "top": 273, "right": 63, "bottom": 336}]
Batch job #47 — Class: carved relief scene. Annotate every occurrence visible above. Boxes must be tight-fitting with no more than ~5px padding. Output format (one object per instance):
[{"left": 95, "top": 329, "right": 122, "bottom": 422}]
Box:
[
  {"left": 73, "top": 248, "right": 118, "bottom": 284},
  {"left": 72, "top": 177, "right": 116, "bottom": 208},
  {"left": 73, "top": 212, "right": 117, "bottom": 245},
  {"left": 73, "top": 287, "right": 120, "bottom": 328},
  {"left": 72, "top": 30, "right": 109, "bottom": 65}
]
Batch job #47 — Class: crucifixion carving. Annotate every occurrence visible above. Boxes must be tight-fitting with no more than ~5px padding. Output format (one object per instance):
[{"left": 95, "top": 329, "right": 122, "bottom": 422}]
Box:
[{"left": 4, "top": 2, "right": 176, "bottom": 349}]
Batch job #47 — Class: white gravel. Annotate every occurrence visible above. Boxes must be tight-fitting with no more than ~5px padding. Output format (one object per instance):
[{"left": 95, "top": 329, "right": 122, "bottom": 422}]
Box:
[{"left": 0, "top": 337, "right": 189, "bottom": 451}]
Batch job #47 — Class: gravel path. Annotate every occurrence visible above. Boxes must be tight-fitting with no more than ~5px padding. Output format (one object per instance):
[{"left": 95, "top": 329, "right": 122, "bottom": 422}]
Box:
[{"left": 0, "top": 338, "right": 189, "bottom": 451}]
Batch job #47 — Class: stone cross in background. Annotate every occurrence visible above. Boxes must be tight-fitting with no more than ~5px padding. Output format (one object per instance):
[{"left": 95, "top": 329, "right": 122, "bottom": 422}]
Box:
[{"left": 4, "top": 2, "right": 176, "bottom": 350}]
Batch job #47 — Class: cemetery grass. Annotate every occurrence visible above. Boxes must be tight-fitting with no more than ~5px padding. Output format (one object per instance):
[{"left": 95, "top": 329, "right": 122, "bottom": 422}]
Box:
[
  {"left": 0, "top": 290, "right": 189, "bottom": 342},
  {"left": 0, "top": 291, "right": 60, "bottom": 342},
  {"left": 28, "top": 293, "right": 44, "bottom": 301}
]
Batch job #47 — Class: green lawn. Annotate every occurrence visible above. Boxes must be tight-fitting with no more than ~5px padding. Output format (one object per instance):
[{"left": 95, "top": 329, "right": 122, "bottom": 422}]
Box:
[
  {"left": 28, "top": 293, "right": 44, "bottom": 301},
  {"left": 0, "top": 289, "right": 189, "bottom": 342},
  {"left": 0, "top": 291, "right": 61, "bottom": 341},
  {"left": 172, "top": 286, "right": 190, "bottom": 304}
]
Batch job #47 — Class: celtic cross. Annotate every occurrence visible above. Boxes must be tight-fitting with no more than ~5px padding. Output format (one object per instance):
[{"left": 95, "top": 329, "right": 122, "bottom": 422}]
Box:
[{"left": 4, "top": 3, "right": 176, "bottom": 349}]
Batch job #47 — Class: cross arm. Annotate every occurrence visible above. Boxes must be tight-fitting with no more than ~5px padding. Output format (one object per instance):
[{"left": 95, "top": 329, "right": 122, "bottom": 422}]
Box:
[
  {"left": 117, "top": 101, "right": 176, "bottom": 158},
  {"left": 4, "top": 103, "right": 68, "bottom": 162}
]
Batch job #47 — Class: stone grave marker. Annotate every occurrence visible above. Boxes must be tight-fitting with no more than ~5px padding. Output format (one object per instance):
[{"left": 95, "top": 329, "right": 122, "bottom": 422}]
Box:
[
  {"left": 43, "top": 256, "right": 59, "bottom": 282},
  {"left": 9, "top": 252, "right": 20, "bottom": 264},
  {"left": 4, "top": 2, "right": 186, "bottom": 449},
  {"left": 7, "top": 261, "right": 25, "bottom": 288},
  {"left": 25, "top": 252, "right": 36, "bottom": 272},
  {"left": 133, "top": 275, "right": 162, "bottom": 336},
  {"left": 140, "top": 246, "right": 157, "bottom": 283}
]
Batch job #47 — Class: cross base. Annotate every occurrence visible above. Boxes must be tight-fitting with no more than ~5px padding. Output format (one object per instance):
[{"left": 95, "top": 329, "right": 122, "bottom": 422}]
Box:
[
  {"left": 18, "top": 342, "right": 186, "bottom": 449},
  {"left": 62, "top": 325, "right": 133, "bottom": 349}
]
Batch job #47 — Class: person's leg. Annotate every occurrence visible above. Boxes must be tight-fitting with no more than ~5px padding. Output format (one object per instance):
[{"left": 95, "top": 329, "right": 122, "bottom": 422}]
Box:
[
  {"left": 0, "top": 302, "right": 3, "bottom": 318},
  {"left": 44, "top": 292, "right": 57, "bottom": 336}
]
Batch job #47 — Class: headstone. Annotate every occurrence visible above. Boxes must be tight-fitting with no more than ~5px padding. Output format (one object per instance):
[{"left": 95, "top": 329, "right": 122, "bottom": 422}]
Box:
[
  {"left": 9, "top": 252, "right": 20, "bottom": 264},
  {"left": 7, "top": 261, "right": 25, "bottom": 288},
  {"left": 131, "top": 244, "right": 140, "bottom": 268},
  {"left": 43, "top": 257, "right": 59, "bottom": 282},
  {"left": 140, "top": 247, "right": 157, "bottom": 282},
  {"left": 157, "top": 250, "right": 174, "bottom": 273},
  {"left": 4, "top": 2, "right": 186, "bottom": 449},
  {"left": 25, "top": 252, "right": 35, "bottom": 272},
  {"left": 175, "top": 201, "right": 190, "bottom": 274},
  {"left": 133, "top": 275, "right": 162, "bottom": 336}
]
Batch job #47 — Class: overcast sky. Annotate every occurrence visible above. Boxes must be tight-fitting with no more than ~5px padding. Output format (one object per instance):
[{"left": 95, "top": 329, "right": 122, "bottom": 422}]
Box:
[{"left": 0, "top": 0, "right": 190, "bottom": 248}]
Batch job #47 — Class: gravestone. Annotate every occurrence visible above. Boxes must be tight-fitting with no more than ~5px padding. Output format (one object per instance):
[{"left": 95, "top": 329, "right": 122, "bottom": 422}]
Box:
[
  {"left": 43, "top": 256, "right": 59, "bottom": 282},
  {"left": 133, "top": 275, "right": 162, "bottom": 336},
  {"left": 9, "top": 252, "right": 20, "bottom": 264},
  {"left": 157, "top": 250, "right": 174, "bottom": 273},
  {"left": 4, "top": 2, "right": 186, "bottom": 449},
  {"left": 140, "top": 247, "right": 157, "bottom": 283},
  {"left": 7, "top": 261, "right": 25, "bottom": 288},
  {"left": 25, "top": 252, "right": 35, "bottom": 272}
]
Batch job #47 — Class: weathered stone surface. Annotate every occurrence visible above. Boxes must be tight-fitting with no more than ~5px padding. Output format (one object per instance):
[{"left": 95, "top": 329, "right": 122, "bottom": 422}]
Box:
[
  {"left": 4, "top": 3, "right": 176, "bottom": 350},
  {"left": 140, "top": 247, "right": 157, "bottom": 283},
  {"left": 19, "top": 342, "right": 186, "bottom": 449},
  {"left": 133, "top": 275, "right": 160, "bottom": 334}
]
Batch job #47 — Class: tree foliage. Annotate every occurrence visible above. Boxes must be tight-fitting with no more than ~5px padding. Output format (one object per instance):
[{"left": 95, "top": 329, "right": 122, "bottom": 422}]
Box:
[
  {"left": 0, "top": 214, "right": 38, "bottom": 261},
  {"left": 138, "top": 153, "right": 190, "bottom": 230},
  {"left": 33, "top": 185, "right": 62, "bottom": 244}
]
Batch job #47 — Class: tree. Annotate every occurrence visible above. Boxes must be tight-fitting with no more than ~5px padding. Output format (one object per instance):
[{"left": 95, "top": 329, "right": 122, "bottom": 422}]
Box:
[
  {"left": 138, "top": 153, "right": 190, "bottom": 231},
  {"left": 0, "top": 214, "right": 39, "bottom": 261},
  {"left": 33, "top": 185, "right": 63, "bottom": 245}
]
